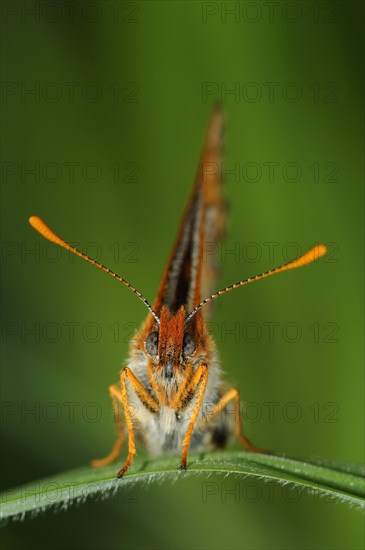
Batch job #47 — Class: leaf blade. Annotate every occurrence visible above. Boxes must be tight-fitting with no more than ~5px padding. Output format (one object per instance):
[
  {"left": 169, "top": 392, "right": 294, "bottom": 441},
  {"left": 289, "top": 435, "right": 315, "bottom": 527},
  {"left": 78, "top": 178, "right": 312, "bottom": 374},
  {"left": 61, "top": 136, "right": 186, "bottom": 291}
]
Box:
[{"left": 1, "top": 452, "right": 364, "bottom": 522}]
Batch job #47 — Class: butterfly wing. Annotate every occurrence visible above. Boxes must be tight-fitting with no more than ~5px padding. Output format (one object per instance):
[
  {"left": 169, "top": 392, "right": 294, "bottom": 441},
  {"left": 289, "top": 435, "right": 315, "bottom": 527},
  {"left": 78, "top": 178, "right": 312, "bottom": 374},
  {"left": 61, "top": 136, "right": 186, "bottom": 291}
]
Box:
[{"left": 153, "top": 107, "right": 226, "bottom": 319}]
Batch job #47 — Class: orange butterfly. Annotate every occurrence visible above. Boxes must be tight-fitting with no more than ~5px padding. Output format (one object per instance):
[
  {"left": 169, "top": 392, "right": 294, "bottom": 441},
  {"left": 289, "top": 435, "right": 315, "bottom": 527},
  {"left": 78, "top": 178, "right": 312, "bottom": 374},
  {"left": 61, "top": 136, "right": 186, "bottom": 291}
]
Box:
[{"left": 29, "top": 107, "right": 326, "bottom": 477}]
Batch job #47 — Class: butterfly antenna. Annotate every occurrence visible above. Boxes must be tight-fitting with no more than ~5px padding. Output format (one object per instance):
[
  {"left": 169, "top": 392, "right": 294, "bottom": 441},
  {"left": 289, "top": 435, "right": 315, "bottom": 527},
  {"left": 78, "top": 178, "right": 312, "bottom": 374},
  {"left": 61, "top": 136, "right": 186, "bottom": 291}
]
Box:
[
  {"left": 185, "top": 244, "right": 327, "bottom": 324},
  {"left": 29, "top": 216, "right": 160, "bottom": 325}
]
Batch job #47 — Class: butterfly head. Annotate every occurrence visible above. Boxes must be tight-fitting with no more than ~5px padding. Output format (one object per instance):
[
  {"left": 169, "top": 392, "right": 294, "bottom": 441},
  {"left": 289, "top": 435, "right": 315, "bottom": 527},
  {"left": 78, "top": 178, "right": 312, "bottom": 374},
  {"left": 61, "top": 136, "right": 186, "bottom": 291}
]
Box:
[{"left": 144, "top": 306, "right": 197, "bottom": 379}]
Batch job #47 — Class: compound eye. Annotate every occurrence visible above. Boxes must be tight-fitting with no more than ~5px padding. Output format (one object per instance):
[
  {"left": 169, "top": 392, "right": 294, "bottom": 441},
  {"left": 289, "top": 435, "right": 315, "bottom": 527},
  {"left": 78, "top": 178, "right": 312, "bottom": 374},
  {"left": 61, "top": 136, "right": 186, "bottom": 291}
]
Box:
[
  {"left": 183, "top": 332, "right": 195, "bottom": 358},
  {"left": 145, "top": 331, "right": 159, "bottom": 358}
]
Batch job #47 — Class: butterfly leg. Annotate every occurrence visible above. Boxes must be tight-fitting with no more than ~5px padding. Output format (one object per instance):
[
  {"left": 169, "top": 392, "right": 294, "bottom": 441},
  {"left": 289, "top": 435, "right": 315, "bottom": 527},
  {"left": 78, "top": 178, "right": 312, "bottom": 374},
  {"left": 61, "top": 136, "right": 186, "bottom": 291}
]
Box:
[
  {"left": 200, "top": 387, "right": 268, "bottom": 453},
  {"left": 91, "top": 384, "right": 126, "bottom": 468},
  {"left": 179, "top": 362, "right": 208, "bottom": 471},
  {"left": 169, "top": 363, "right": 194, "bottom": 409},
  {"left": 116, "top": 367, "right": 159, "bottom": 478}
]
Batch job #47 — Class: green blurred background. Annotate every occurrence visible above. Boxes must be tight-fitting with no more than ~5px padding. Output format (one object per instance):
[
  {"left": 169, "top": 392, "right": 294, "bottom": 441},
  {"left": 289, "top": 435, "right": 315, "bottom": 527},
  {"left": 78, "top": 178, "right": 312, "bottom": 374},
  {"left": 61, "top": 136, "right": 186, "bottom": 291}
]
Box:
[{"left": 1, "top": 1, "right": 364, "bottom": 549}]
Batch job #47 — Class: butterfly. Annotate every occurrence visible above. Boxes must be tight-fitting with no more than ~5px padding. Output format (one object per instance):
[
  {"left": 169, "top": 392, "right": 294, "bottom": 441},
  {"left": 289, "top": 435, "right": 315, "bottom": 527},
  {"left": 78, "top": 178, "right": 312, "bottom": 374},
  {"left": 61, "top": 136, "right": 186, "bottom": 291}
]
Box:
[{"left": 29, "top": 107, "right": 326, "bottom": 477}]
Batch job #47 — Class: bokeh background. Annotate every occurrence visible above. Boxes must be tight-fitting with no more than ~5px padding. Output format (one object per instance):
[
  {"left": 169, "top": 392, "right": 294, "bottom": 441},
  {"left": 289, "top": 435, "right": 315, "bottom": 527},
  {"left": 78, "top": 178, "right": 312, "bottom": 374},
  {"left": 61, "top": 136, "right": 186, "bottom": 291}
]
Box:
[{"left": 1, "top": 1, "right": 364, "bottom": 549}]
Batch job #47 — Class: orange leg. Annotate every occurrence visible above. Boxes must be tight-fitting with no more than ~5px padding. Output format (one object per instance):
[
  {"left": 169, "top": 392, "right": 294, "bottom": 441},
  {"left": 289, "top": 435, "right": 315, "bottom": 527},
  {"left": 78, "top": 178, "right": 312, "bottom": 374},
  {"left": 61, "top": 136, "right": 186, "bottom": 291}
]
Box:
[
  {"left": 148, "top": 362, "right": 168, "bottom": 407},
  {"left": 117, "top": 367, "right": 159, "bottom": 478},
  {"left": 91, "top": 384, "right": 126, "bottom": 468},
  {"left": 199, "top": 387, "right": 268, "bottom": 453},
  {"left": 170, "top": 363, "right": 194, "bottom": 409},
  {"left": 179, "top": 363, "right": 208, "bottom": 470}
]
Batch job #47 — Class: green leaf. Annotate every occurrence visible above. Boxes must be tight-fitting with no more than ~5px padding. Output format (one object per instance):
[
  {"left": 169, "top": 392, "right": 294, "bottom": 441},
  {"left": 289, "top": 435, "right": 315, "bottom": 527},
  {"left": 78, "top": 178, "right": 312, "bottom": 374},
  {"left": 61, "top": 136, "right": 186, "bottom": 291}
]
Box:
[{"left": 1, "top": 452, "right": 364, "bottom": 522}]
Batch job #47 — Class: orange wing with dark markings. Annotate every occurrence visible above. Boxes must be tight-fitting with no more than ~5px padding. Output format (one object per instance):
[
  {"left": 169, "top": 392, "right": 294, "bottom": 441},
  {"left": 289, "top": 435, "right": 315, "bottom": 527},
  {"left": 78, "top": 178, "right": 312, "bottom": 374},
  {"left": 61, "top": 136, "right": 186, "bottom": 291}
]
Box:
[{"left": 152, "top": 106, "right": 226, "bottom": 321}]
